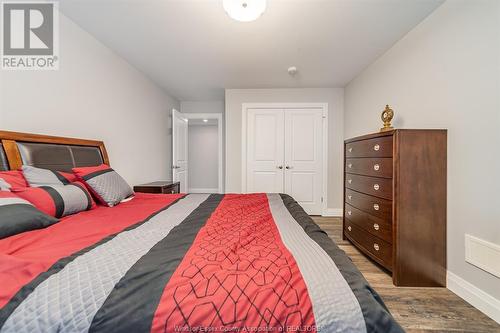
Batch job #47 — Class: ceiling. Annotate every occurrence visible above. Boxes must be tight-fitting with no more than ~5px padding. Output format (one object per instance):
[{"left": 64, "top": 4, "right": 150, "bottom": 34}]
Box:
[{"left": 59, "top": 0, "right": 444, "bottom": 101}]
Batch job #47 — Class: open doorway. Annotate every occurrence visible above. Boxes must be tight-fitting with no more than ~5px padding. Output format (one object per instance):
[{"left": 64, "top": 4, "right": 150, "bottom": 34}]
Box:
[{"left": 172, "top": 110, "right": 223, "bottom": 193}]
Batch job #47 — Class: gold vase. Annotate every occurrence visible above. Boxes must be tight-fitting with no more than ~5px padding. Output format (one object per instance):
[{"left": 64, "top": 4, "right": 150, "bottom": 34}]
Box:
[{"left": 380, "top": 105, "right": 394, "bottom": 132}]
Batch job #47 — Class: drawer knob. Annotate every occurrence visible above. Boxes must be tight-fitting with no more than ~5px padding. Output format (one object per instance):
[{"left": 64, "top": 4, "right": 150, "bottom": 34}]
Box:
[
  {"left": 374, "top": 243, "right": 380, "bottom": 251},
  {"left": 374, "top": 144, "right": 380, "bottom": 151},
  {"left": 373, "top": 223, "right": 380, "bottom": 231},
  {"left": 348, "top": 163, "right": 352, "bottom": 169},
  {"left": 348, "top": 179, "right": 352, "bottom": 184},
  {"left": 347, "top": 210, "right": 352, "bottom": 216},
  {"left": 347, "top": 226, "right": 352, "bottom": 232},
  {"left": 373, "top": 184, "right": 380, "bottom": 191},
  {"left": 373, "top": 204, "right": 379, "bottom": 211},
  {"left": 373, "top": 164, "right": 380, "bottom": 171},
  {"left": 348, "top": 147, "right": 353, "bottom": 153},
  {"left": 347, "top": 195, "right": 352, "bottom": 200}
]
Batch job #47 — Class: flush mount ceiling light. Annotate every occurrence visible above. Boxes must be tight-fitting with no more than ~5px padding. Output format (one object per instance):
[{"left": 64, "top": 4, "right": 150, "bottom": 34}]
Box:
[{"left": 223, "top": 0, "right": 267, "bottom": 22}]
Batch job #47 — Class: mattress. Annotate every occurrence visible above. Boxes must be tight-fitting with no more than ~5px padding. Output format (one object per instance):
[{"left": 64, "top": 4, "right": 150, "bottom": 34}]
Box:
[{"left": 0, "top": 193, "right": 403, "bottom": 332}]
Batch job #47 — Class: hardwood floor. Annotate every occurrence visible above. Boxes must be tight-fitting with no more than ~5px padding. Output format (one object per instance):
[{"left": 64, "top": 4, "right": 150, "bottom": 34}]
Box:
[{"left": 312, "top": 216, "right": 500, "bottom": 333}]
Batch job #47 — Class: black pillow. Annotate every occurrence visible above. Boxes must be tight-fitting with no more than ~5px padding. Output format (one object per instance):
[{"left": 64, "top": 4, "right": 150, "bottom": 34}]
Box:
[{"left": 0, "top": 193, "right": 59, "bottom": 239}]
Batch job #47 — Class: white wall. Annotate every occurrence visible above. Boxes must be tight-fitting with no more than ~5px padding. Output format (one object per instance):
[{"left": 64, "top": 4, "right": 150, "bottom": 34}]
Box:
[
  {"left": 188, "top": 124, "right": 218, "bottom": 191},
  {"left": 225, "top": 88, "right": 344, "bottom": 211},
  {"left": 344, "top": 0, "right": 500, "bottom": 316},
  {"left": 0, "top": 13, "right": 179, "bottom": 185},
  {"left": 181, "top": 101, "right": 224, "bottom": 114}
]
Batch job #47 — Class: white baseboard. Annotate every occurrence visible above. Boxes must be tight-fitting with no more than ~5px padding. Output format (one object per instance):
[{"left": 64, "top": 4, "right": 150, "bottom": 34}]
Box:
[
  {"left": 465, "top": 234, "right": 500, "bottom": 278},
  {"left": 447, "top": 271, "right": 500, "bottom": 324},
  {"left": 322, "top": 208, "right": 343, "bottom": 217},
  {"left": 188, "top": 188, "right": 219, "bottom": 194}
]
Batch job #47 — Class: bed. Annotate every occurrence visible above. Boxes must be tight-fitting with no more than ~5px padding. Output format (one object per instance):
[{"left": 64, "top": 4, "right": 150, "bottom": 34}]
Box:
[{"left": 0, "top": 131, "right": 403, "bottom": 333}]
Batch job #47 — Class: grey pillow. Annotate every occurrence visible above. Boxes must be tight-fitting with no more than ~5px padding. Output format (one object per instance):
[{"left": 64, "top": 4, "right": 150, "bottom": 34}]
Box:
[
  {"left": 22, "top": 165, "right": 71, "bottom": 187},
  {"left": 74, "top": 166, "right": 134, "bottom": 207},
  {"left": 0, "top": 194, "right": 59, "bottom": 239}
]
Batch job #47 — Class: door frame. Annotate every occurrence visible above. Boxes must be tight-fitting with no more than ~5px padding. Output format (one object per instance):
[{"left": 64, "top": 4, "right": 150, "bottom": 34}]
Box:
[
  {"left": 180, "top": 112, "right": 224, "bottom": 194},
  {"left": 241, "top": 103, "right": 329, "bottom": 215}
]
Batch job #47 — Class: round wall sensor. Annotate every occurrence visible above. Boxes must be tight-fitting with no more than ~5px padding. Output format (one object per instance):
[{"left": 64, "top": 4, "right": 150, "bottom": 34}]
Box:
[{"left": 288, "top": 66, "right": 298, "bottom": 76}]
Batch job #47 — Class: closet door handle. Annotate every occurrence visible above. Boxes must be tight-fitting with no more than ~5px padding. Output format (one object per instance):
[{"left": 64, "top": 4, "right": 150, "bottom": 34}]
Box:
[
  {"left": 277, "top": 165, "right": 283, "bottom": 169},
  {"left": 285, "top": 165, "right": 292, "bottom": 169}
]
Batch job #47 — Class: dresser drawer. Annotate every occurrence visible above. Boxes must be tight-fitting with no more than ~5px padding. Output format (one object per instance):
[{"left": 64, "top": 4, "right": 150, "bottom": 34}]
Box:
[
  {"left": 345, "top": 136, "right": 393, "bottom": 158},
  {"left": 344, "top": 220, "right": 392, "bottom": 270},
  {"left": 345, "top": 174, "right": 392, "bottom": 200},
  {"left": 346, "top": 157, "right": 393, "bottom": 178},
  {"left": 345, "top": 203, "right": 392, "bottom": 243},
  {"left": 345, "top": 189, "right": 392, "bottom": 220}
]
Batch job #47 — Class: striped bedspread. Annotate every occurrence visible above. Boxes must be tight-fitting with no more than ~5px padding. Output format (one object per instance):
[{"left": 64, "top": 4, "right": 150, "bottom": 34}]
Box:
[{"left": 0, "top": 193, "right": 402, "bottom": 332}]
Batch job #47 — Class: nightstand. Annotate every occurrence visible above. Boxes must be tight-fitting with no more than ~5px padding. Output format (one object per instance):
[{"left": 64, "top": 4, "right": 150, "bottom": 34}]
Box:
[{"left": 133, "top": 181, "right": 180, "bottom": 194}]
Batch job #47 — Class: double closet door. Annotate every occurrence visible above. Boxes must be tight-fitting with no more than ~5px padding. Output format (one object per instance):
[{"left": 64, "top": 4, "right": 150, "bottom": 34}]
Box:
[{"left": 246, "top": 108, "right": 324, "bottom": 215}]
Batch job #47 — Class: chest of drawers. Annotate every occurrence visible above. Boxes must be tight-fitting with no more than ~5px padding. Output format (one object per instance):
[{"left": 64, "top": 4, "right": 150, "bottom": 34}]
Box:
[{"left": 343, "top": 129, "right": 447, "bottom": 287}]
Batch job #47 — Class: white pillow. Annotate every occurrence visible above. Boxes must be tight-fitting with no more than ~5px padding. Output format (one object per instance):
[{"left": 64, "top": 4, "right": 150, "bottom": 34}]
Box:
[{"left": 0, "top": 178, "right": 11, "bottom": 191}]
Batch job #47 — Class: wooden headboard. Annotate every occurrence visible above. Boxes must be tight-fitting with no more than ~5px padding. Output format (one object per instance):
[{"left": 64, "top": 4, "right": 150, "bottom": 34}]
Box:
[{"left": 0, "top": 130, "right": 109, "bottom": 171}]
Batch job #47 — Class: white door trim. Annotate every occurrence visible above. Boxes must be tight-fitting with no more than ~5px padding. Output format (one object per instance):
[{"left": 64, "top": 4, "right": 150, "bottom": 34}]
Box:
[
  {"left": 181, "top": 112, "right": 224, "bottom": 194},
  {"left": 241, "top": 103, "right": 329, "bottom": 215}
]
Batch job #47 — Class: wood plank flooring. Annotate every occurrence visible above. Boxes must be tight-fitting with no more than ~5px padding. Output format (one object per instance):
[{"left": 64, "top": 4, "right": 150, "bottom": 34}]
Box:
[{"left": 312, "top": 216, "right": 500, "bottom": 333}]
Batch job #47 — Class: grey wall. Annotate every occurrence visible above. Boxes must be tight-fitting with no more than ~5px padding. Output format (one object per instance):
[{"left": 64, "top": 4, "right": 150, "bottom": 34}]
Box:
[
  {"left": 0, "top": 12, "right": 179, "bottom": 185},
  {"left": 345, "top": 0, "right": 500, "bottom": 301},
  {"left": 225, "top": 88, "right": 344, "bottom": 210},
  {"left": 188, "top": 124, "right": 219, "bottom": 191}
]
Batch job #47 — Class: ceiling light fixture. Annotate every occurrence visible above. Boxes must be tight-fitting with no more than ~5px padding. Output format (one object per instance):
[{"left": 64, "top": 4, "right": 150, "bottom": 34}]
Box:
[
  {"left": 288, "top": 66, "right": 298, "bottom": 76},
  {"left": 223, "top": 0, "right": 267, "bottom": 22},
  {"left": 203, "top": 119, "right": 208, "bottom": 122}
]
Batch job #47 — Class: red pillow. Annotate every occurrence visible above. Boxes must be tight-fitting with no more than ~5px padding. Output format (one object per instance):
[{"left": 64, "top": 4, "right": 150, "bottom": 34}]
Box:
[
  {"left": 56, "top": 171, "right": 78, "bottom": 183},
  {"left": 0, "top": 170, "right": 28, "bottom": 189},
  {"left": 59, "top": 171, "right": 78, "bottom": 183},
  {"left": 13, "top": 181, "right": 96, "bottom": 218},
  {"left": 73, "top": 164, "right": 109, "bottom": 176}
]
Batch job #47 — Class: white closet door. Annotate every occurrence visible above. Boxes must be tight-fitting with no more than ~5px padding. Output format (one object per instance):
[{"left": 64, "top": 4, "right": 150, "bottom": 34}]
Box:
[
  {"left": 284, "top": 109, "right": 323, "bottom": 215},
  {"left": 246, "top": 109, "right": 284, "bottom": 193}
]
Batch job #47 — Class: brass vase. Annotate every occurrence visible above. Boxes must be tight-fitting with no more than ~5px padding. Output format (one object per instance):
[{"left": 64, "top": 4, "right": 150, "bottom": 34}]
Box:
[{"left": 380, "top": 105, "right": 394, "bottom": 132}]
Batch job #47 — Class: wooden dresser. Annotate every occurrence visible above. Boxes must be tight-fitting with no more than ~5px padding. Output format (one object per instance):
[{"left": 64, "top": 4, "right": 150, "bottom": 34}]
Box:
[{"left": 343, "top": 129, "right": 447, "bottom": 287}]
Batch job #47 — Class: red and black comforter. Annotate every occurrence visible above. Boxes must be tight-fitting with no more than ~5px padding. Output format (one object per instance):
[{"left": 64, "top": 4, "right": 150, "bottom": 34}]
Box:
[{"left": 0, "top": 193, "right": 403, "bottom": 332}]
